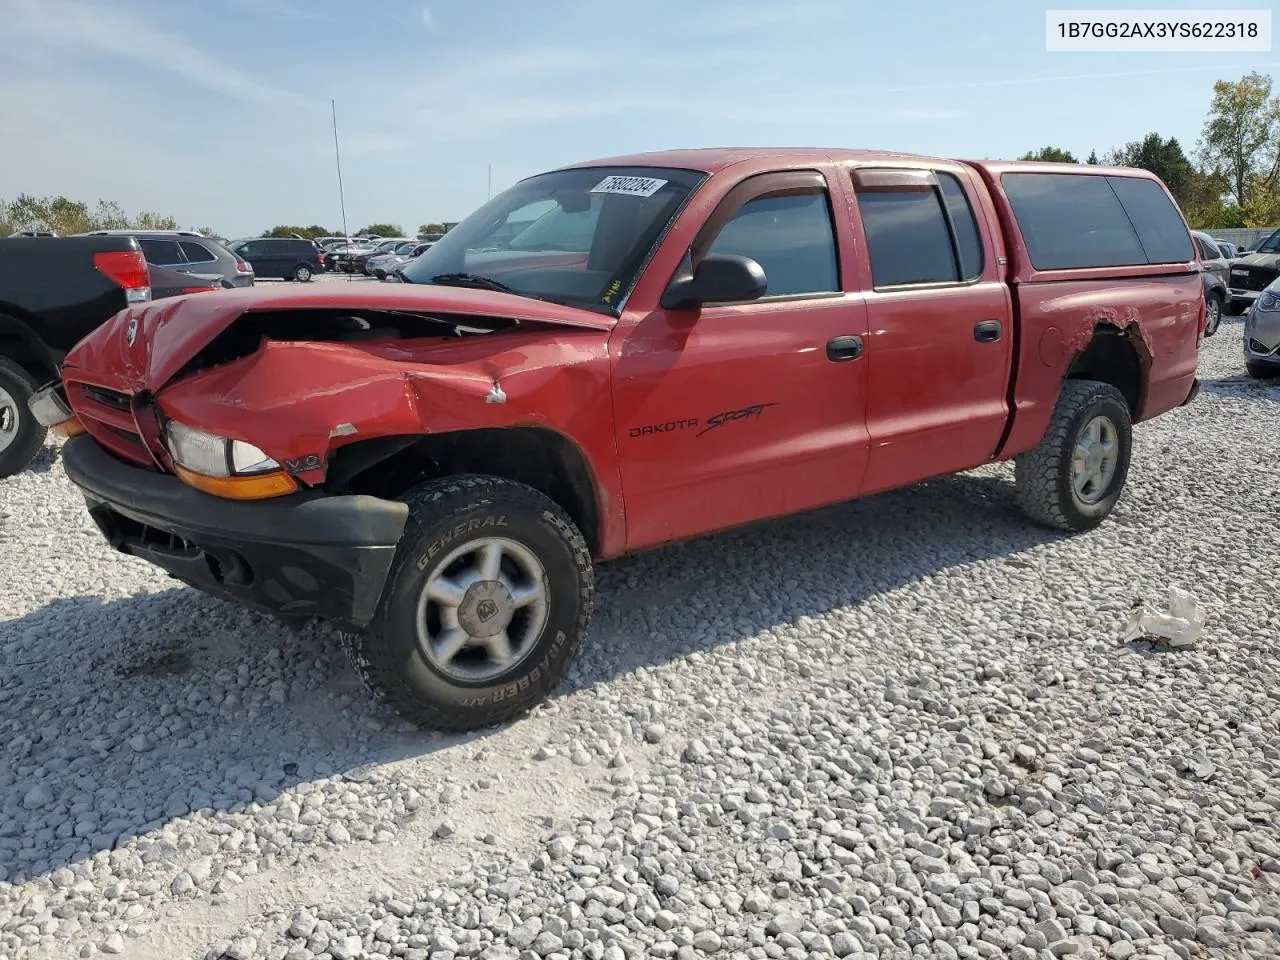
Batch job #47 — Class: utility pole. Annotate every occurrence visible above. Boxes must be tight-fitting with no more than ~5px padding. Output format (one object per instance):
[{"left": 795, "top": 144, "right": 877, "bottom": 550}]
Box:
[{"left": 487, "top": 164, "right": 492, "bottom": 200}]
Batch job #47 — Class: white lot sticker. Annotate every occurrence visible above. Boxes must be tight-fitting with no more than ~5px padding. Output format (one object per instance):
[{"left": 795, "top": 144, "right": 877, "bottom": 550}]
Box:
[{"left": 590, "top": 175, "right": 669, "bottom": 198}]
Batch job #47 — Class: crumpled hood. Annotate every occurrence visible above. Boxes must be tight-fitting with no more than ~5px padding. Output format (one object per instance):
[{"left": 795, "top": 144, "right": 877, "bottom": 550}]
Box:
[{"left": 62, "top": 281, "right": 616, "bottom": 392}]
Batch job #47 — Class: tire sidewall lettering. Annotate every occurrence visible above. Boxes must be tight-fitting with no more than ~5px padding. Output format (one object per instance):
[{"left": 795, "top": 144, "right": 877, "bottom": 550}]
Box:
[{"left": 416, "top": 514, "right": 509, "bottom": 571}]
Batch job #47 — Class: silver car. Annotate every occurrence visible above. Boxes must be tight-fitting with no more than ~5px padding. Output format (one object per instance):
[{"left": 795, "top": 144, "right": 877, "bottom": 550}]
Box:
[
  {"left": 1242, "top": 275, "right": 1280, "bottom": 379},
  {"left": 369, "top": 241, "right": 432, "bottom": 279}
]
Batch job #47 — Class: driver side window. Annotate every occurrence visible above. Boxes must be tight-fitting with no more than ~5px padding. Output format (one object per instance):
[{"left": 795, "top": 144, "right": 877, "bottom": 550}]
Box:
[{"left": 704, "top": 191, "right": 839, "bottom": 297}]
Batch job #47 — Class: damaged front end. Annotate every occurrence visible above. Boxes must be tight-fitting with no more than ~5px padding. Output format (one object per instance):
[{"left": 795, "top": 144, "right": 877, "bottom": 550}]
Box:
[{"left": 55, "top": 284, "right": 614, "bottom": 626}]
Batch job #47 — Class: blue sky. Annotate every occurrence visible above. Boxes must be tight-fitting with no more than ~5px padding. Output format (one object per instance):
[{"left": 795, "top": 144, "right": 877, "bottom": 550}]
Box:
[{"left": 1, "top": 0, "right": 1275, "bottom": 237}]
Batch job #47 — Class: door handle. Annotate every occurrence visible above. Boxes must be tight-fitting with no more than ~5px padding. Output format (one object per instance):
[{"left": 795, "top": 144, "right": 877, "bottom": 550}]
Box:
[
  {"left": 827, "top": 335, "right": 864, "bottom": 362},
  {"left": 973, "top": 320, "right": 1002, "bottom": 343}
]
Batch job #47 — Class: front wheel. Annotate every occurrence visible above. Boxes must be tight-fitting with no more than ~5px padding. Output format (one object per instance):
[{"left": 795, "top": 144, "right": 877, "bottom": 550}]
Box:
[
  {"left": 1205, "top": 294, "right": 1223, "bottom": 336},
  {"left": 1015, "top": 379, "right": 1132, "bottom": 532},
  {"left": 0, "top": 358, "right": 49, "bottom": 479},
  {"left": 342, "top": 475, "right": 594, "bottom": 731},
  {"left": 293, "top": 264, "right": 313, "bottom": 282}
]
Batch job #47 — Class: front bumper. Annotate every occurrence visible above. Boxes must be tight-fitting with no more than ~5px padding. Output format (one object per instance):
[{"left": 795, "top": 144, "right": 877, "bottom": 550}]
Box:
[
  {"left": 61, "top": 435, "right": 409, "bottom": 628},
  {"left": 1229, "top": 288, "right": 1261, "bottom": 304}
]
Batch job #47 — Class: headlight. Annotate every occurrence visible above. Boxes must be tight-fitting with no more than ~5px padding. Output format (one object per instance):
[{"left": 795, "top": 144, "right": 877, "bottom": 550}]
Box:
[
  {"left": 166, "top": 421, "right": 279, "bottom": 476},
  {"left": 1259, "top": 289, "right": 1280, "bottom": 312}
]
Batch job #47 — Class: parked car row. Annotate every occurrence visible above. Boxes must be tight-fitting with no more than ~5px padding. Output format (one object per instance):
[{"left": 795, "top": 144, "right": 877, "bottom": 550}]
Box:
[{"left": 368, "top": 240, "right": 435, "bottom": 279}]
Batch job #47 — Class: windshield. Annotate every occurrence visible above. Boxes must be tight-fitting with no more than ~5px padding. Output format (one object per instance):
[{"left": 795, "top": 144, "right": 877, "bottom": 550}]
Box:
[
  {"left": 400, "top": 165, "right": 706, "bottom": 313},
  {"left": 1256, "top": 230, "right": 1280, "bottom": 254}
]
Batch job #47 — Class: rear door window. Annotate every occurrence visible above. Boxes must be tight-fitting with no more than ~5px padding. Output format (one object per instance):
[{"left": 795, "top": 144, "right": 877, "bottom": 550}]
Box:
[
  {"left": 179, "top": 241, "right": 218, "bottom": 264},
  {"left": 137, "top": 238, "right": 185, "bottom": 265},
  {"left": 853, "top": 169, "right": 988, "bottom": 288},
  {"left": 856, "top": 189, "right": 958, "bottom": 287}
]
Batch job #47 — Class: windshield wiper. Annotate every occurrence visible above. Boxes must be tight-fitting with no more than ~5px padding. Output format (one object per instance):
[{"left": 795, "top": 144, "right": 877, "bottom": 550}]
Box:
[{"left": 428, "top": 272, "right": 516, "bottom": 294}]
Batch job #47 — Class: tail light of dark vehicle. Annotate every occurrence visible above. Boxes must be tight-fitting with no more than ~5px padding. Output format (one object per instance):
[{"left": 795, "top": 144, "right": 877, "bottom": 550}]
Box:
[{"left": 93, "top": 250, "right": 151, "bottom": 304}]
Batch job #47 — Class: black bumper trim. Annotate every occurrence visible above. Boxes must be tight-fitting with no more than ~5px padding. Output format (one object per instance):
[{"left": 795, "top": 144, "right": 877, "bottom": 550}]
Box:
[
  {"left": 61, "top": 435, "right": 409, "bottom": 628},
  {"left": 1181, "top": 377, "right": 1200, "bottom": 407}
]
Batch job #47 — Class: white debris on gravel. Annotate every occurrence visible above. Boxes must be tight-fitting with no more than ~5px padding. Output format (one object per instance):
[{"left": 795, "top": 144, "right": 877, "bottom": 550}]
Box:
[{"left": 2, "top": 318, "right": 1280, "bottom": 960}]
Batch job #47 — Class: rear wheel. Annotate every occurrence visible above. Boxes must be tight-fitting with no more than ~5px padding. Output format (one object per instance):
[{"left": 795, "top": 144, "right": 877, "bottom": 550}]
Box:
[
  {"left": 0, "top": 358, "right": 48, "bottom": 479},
  {"left": 293, "top": 264, "right": 313, "bottom": 282},
  {"left": 1204, "top": 294, "right": 1223, "bottom": 336},
  {"left": 341, "top": 475, "right": 594, "bottom": 731},
  {"left": 1015, "top": 379, "right": 1132, "bottom": 532}
]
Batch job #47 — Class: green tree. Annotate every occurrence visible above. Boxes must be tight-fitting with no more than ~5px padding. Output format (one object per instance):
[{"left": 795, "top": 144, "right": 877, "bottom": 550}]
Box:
[
  {"left": 134, "top": 211, "right": 179, "bottom": 230},
  {"left": 1086, "top": 150, "right": 1100, "bottom": 165},
  {"left": 1198, "top": 71, "right": 1280, "bottom": 208},
  {"left": 1104, "top": 133, "right": 1203, "bottom": 202},
  {"left": 1018, "top": 147, "right": 1079, "bottom": 163},
  {"left": 358, "top": 223, "right": 404, "bottom": 237},
  {"left": 2, "top": 193, "right": 192, "bottom": 236},
  {"left": 262, "top": 224, "right": 333, "bottom": 240},
  {"left": 91, "top": 200, "right": 130, "bottom": 230},
  {"left": 418, "top": 222, "right": 446, "bottom": 234}
]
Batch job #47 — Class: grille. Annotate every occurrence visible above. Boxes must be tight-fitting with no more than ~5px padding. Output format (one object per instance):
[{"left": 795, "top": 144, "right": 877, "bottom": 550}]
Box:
[
  {"left": 1233, "top": 266, "right": 1279, "bottom": 292},
  {"left": 66, "top": 382, "right": 154, "bottom": 467}
]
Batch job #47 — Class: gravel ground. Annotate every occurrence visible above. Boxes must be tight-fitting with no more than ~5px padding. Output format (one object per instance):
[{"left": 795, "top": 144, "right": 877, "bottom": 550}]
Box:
[{"left": 2, "top": 316, "right": 1279, "bottom": 960}]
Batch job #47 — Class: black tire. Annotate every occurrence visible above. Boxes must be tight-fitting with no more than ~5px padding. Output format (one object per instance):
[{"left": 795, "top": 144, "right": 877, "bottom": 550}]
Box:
[
  {"left": 293, "top": 264, "right": 313, "bottom": 283},
  {"left": 0, "top": 358, "right": 48, "bottom": 480},
  {"left": 1246, "top": 360, "right": 1280, "bottom": 379},
  {"left": 1205, "top": 294, "right": 1223, "bottom": 336},
  {"left": 1014, "top": 379, "right": 1132, "bottom": 532},
  {"left": 341, "top": 474, "right": 594, "bottom": 731}
]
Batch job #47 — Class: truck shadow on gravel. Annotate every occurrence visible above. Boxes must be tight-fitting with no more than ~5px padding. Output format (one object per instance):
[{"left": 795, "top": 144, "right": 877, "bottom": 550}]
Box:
[{"left": 0, "top": 467, "right": 1063, "bottom": 883}]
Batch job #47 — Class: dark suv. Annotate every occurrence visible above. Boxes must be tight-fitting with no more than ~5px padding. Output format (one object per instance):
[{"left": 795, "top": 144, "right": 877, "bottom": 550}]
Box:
[
  {"left": 77, "top": 230, "right": 254, "bottom": 289},
  {"left": 226, "top": 237, "right": 323, "bottom": 282}
]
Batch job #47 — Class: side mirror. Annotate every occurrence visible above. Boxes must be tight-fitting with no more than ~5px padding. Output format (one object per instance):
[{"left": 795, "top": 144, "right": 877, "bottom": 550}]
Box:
[{"left": 660, "top": 253, "right": 767, "bottom": 310}]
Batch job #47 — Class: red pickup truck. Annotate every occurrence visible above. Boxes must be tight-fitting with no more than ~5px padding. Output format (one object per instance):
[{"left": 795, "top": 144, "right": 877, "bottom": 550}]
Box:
[{"left": 35, "top": 149, "right": 1204, "bottom": 730}]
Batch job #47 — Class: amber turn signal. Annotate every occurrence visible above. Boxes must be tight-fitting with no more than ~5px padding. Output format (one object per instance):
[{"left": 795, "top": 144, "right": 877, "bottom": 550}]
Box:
[
  {"left": 173, "top": 465, "right": 298, "bottom": 500},
  {"left": 50, "top": 417, "right": 87, "bottom": 439}
]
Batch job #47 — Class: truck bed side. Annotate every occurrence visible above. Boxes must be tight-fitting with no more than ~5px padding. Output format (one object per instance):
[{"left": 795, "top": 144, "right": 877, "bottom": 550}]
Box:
[{"left": 965, "top": 161, "right": 1202, "bottom": 459}]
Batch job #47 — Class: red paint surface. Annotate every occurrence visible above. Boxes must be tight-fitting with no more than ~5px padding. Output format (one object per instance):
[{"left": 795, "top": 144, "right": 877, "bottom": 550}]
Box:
[{"left": 61, "top": 149, "right": 1202, "bottom": 561}]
